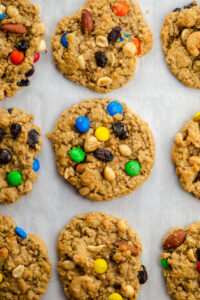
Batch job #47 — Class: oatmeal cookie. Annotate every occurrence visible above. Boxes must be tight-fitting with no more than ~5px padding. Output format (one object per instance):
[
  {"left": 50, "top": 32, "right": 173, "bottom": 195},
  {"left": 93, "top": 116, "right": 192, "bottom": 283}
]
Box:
[
  {"left": 51, "top": 0, "right": 152, "bottom": 93},
  {"left": 0, "top": 0, "right": 46, "bottom": 101},
  {"left": 57, "top": 212, "right": 148, "bottom": 300},
  {"left": 0, "top": 108, "right": 42, "bottom": 204},
  {"left": 0, "top": 214, "right": 52, "bottom": 299},
  {"left": 172, "top": 112, "right": 200, "bottom": 198},
  {"left": 50, "top": 98, "right": 155, "bottom": 201},
  {"left": 161, "top": 2, "right": 200, "bottom": 89}
]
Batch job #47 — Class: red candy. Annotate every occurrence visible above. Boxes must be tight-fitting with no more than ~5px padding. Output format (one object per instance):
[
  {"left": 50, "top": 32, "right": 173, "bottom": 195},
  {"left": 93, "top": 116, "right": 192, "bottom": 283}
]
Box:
[
  {"left": 10, "top": 49, "right": 24, "bottom": 65},
  {"left": 34, "top": 52, "right": 40, "bottom": 63},
  {"left": 131, "top": 37, "right": 141, "bottom": 55},
  {"left": 113, "top": 1, "right": 129, "bottom": 16},
  {"left": 197, "top": 262, "right": 200, "bottom": 273}
]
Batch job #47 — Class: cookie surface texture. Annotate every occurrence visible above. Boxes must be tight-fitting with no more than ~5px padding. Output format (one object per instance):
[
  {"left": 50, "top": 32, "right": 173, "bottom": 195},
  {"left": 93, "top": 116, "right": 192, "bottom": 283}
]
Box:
[
  {"left": 0, "top": 214, "right": 52, "bottom": 299},
  {"left": 51, "top": 0, "right": 152, "bottom": 93},
  {"left": 161, "top": 3, "right": 200, "bottom": 89},
  {"left": 50, "top": 98, "right": 155, "bottom": 201},
  {"left": 57, "top": 212, "right": 148, "bottom": 300},
  {"left": 0, "top": 0, "right": 46, "bottom": 101},
  {"left": 0, "top": 108, "right": 42, "bottom": 204}
]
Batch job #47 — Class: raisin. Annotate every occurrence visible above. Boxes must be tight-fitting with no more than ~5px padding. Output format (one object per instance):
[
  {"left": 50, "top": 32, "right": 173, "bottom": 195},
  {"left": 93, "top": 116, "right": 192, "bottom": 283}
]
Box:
[
  {"left": 173, "top": 7, "right": 181, "bottom": 12},
  {"left": 27, "top": 129, "right": 39, "bottom": 148},
  {"left": 113, "top": 122, "right": 129, "bottom": 140},
  {"left": 7, "top": 108, "right": 13, "bottom": 114},
  {"left": 0, "top": 149, "right": 12, "bottom": 164},
  {"left": 25, "top": 65, "right": 35, "bottom": 77},
  {"left": 95, "top": 51, "right": 108, "bottom": 68},
  {"left": 17, "top": 79, "right": 30, "bottom": 87},
  {"left": 194, "top": 171, "right": 200, "bottom": 183},
  {"left": 94, "top": 149, "right": 114, "bottom": 162},
  {"left": 138, "top": 265, "right": 148, "bottom": 284},
  {"left": 196, "top": 248, "right": 200, "bottom": 261},
  {"left": 108, "top": 26, "right": 122, "bottom": 43},
  {"left": 0, "top": 129, "right": 5, "bottom": 142},
  {"left": 184, "top": 2, "right": 197, "bottom": 9},
  {"left": 10, "top": 123, "right": 22, "bottom": 139},
  {"left": 16, "top": 39, "right": 30, "bottom": 52}
]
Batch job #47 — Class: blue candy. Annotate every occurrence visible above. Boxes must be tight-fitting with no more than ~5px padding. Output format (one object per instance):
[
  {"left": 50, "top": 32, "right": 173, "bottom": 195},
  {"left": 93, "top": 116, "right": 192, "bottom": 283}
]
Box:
[
  {"left": 0, "top": 8, "right": 6, "bottom": 21},
  {"left": 61, "top": 33, "right": 69, "bottom": 48},
  {"left": 15, "top": 227, "right": 27, "bottom": 239},
  {"left": 33, "top": 159, "right": 40, "bottom": 172},
  {"left": 120, "top": 33, "right": 130, "bottom": 42},
  {"left": 107, "top": 101, "right": 123, "bottom": 116},
  {"left": 76, "top": 116, "right": 90, "bottom": 133}
]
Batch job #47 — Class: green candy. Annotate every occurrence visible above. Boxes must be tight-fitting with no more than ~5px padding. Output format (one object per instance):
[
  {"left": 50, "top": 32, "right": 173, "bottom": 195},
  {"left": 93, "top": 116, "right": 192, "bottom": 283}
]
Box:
[
  {"left": 70, "top": 148, "right": 85, "bottom": 163},
  {"left": 125, "top": 161, "right": 141, "bottom": 176},
  {"left": 161, "top": 258, "right": 170, "bottom": 269},
  {"left": 7, "top": 171, "right": 22, "bottom": 186}
]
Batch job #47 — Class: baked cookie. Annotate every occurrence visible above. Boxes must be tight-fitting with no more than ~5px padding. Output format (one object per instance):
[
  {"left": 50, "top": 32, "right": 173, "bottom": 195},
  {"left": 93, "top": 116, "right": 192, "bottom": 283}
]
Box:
[
  {"left": 172, "top": 112, "right": 200, "bottom": 198},
  {"left": 51, "top": 0, "right": 152, "bottom": 93},
  {"left": 161, "top": 2, "right": 200, "bottom": 89},
  {"left": 50, "top": 98, "right": 155, "bottom": 201},
  {"left": 57, "top": 212, "right": 148, "bottom": 300},
  {"left": 0, "top": 0, "right": 46, "bottom": 101},
  {"left": 0, "top": 108, "right": 42, "bottom": 204},
  {"left": 161, "top": 222, "right": 200, "bottom": 300},
  {"left": 0, "top": 214, "right": 52, "bottom": 299}
]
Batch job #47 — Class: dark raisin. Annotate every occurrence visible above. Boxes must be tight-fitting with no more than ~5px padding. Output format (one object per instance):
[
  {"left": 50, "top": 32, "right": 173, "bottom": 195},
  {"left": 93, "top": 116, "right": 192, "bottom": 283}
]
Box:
[
  {"left": 113, "top": 284, "right": 121, "bottom": 290},
  {"left": 0, "top": 149, "right": 12, "bottom": 164},
  {"left": 10, "top": 123, "right": 22, "bottom": 139},
  {"left": 17, "top": 79, "right": 30, "bottom": 87},
  {"left": 95, "top": 51, "right": 108, "bottom": 68},
  {"left": 16, "top": 39, "right": 30, "bottom": 52},
  {"left": 108, "top": 26, "right": 122, "bottom": 43},
  {"left": 7, "top": 108, "right": 13, "bottom": 114},
  {"left": 94, "top": 149, "right": 114, "bottom": 162},
  {"left": 27, "top": 129, "right": 39, "bottom": 148},
  {"left": 25, "top": 65, "right": 35, "bottom": 77},
  {"left": 173, "top": 7, "right": 181, "bottom": 12},
  {"left": 184, "top": 2, "right": 197, "bottom": 9},
  {"left": 0, "top": 129, "right": 5, "bottom": 142},
  {"left": 193, "top": 171, "right": 200, "bottom": 183},
  {"left": 113, "top": 122, "right": 129, "bottom": 140},
  {"left": 196, "top": 248, "right": 200, "bottom": 261},
  {"left": 138, "top": 265, "right": 148, "bottom": 284}
]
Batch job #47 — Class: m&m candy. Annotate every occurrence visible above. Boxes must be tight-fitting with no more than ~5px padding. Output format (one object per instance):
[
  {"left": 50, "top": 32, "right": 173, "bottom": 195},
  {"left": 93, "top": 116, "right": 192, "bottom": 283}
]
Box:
[
  {"left": 34, "top": 52, "right": 40, "bottom": 63},
  {"left": 161, "top": 258, "right": 170, "bottom": 269},
  {"left": 94, "top": 259, "right": 108, "bottom": 274},
  {"left": 107, "top": 101, "right": 123, "bottom": 116},
  {"left": 108, "top": 293, "right": 123, "bottom": 300},
  {"left": 95, "top": 127, "right": 110, "bottom": 142},
  {"left": 7, "top": 171, "right": 22, "bottom": 186},
  {"left": 61, "top": 33, "right": 69, "bottom": 48},
  {"left": 113, "top": 1, "right": 129, "bottom": 16},
  {"left": 193, "top": 112, "right": 200, "bottom": 122},
  {"left": 0, "top": 273, "right": 3, "bottom": 283},
  {"left": 33, "top": 159, "right": 40, "bottom": 172},
  {"left": 70, "top": 148, "right": 85, "bottom": 163},
  {"left": 125, "top": 161, "right": 140, "bottom": 176},
  {"left": 131, "top": 37, "right": 141, "bottom": 55},
  {"left": 76, "top": 116, "right": 90, "bottom": 133},
  {"left": 120, "top": 33, "right": 130, "bottom": 42},
  {"left": 15, "top": 227, "right": 27, "bottom": 239},
  {"left": 10, "top": 50, "right": 24, "bottom": 65},
  {"left": 0, "top": 5, "right": 6, "bottom": 21}
]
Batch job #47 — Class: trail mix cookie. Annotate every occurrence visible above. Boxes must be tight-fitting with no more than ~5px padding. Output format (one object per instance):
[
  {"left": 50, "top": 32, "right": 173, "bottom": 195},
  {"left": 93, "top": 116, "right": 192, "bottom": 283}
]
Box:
[
  {"left": 0, "top": 214, "right": 52, "bottom": 299},
  {"left": 0, "top": 0, "right": 46, "bottom": 101},
  {"left": 161, "top": 2, "right": 200, "bottom": 89},
  {"left": 0, "top": 108, "right": 42, "bottom": 204},
  {"left": 50, "top": 98, "right": 155, "bottom": 201},
  {"left": 57, "top": 212, "right": 148, "bottom": 300},
  {"left": 161, "top": 222, "right": 200, "bottom": 300},
  {"left": 172, "top": 112, "right": 200, "bottom": 198},
  {"left": 51, "top": 0, "right": 152, "bottom": 93}
]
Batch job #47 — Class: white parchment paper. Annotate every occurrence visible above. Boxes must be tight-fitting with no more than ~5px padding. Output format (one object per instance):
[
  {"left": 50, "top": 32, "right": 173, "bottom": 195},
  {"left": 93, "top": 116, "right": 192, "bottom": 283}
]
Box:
[{"left": 1, "top": 0, "right": 200, "bottom": 299}]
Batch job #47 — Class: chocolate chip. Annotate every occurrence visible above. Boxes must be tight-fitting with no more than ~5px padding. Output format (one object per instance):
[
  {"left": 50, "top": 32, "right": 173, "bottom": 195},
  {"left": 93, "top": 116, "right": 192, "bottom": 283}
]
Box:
[
  {"left": 95, "top": 51, "right": 108, "bottom": 68},
  {"left": 94, "top": 149, "right": 114, "bottom": 162},
  {"left": 113, "top": 122, "right": 129, "bottom": 140},
  {"left": 25, "top": 65, "right": 35, "bottom": 77},
  {"left": 8, "top": 108, "right": 13, "bottom": 114},
  {"left": 17, "top": 79, "right": 30, "bottom": 87},
  {"left": 196, "top": 248, "right": 200, "bottom": 261},
  {"left": 194, "top": 171, "right": 200, "bottom": 183},
  {"left": 16, "top": 39, "right": 30, "bottom": 52},
  {"left": 0, "top": 129, "right": 5, "bottom": 142},
  {"left": 10, "top": 123, "right": 22, "bottom": 139},
  {"left": 138, "top": 265, "right": 148, "bottom": 284},
  {"left": 27, "top": 129, "right": 39, "bottom": 148},
  {"left": 108, "top": 26, "right": 122, "bottom": 43},
  {"left": 184, "top": 2, "right": 197, "bottom": 9},
  {"left": 173, "top": 7, "right": 181, "bottom": 12},
  {"left": 0, "top": 149, "right": 12, "bottom": 164}
]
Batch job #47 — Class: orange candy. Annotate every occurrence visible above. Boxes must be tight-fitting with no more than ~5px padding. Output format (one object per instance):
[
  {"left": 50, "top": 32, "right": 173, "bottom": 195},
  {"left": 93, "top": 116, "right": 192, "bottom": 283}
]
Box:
[
  {"left": 113, "top": 1, "right": 129, "bottom": 16},
  {"left": 10, "top": 49, "right": 25, "bottom": 65},
  {"left": 131, "top": 37, "right": 141, "bottom": 55}
]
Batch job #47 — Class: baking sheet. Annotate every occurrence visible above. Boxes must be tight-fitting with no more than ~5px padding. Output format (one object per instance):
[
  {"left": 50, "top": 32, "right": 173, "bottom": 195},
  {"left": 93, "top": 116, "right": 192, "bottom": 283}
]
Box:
[{"left": 1, "top": 0, "right": 200, "bottom": 299}]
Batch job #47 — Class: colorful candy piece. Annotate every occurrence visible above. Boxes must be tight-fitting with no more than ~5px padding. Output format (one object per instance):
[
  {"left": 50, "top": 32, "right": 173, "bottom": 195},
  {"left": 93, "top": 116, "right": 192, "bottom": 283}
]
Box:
[
  {"left": 61, "top": 33, "right": 69, "bottom": 48},
  {"left": 34, "top": 52, "right": 40, "bottom": 63},
  {"left": 15, "top": 227, "right": 27, "bottom": 239},
  {"left": 7, "top": 171, "right": 22, "bottom": 186},
  {"left": 108, "top": 293, "right": 123, "bottom": 300},
  {"left": 95, "top": 127, "right": 110, "bottom": 142},
  {"left": 107, "top": 101, "right": 123, "bottom": 116},
  {"left": 94, "top": 258, "right": 108, "bottom": 274},
  {"left": 76, "top": 116, "right": 90, "bottom": 133},
  {"left": 161, "top": 258, "right": 170, "bottom": 269},
  {"left": 33, "top": 159, "right": 40, "bottom": 172},
  {"left": 113, "top": 1, "right": 129, "bottom": 16},
  {"left": 131, "top": 37, "right": 141, "bottom": 55},
  {"left": 197, "top": 262, "right": 200, "bottom": 273},
  {"left": 0, "top": 5, "right": 6, "bottom": 21},
  {"left": 193, "top": 112, "right": 200, "bottom": 122},
  {"left": 125, "top": 161, "right": 141, "bottom": 176},
  {"left": 0, "top": 248, "right": 8, "bottom": 259},
  {"left": 10, "top": 50, "right": 24, "bottom": 65},
  {"left": 120, "top": 33, "right": 130, "bottom": 42},
  {"left": 0, "top": 273, "right": 3, "bottom": 283},
  {"left": 70, "top": 148, "right": 85, "bottom": 162}
]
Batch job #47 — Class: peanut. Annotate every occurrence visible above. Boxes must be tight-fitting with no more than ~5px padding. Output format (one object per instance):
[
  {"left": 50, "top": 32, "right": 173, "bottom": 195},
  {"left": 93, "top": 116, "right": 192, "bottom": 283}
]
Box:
[
  {"left": 119, "top": 144, "right": 131, "bottom": 156},
  {"left": 104, "top": 166, "right": 115, "bottom": 182}
]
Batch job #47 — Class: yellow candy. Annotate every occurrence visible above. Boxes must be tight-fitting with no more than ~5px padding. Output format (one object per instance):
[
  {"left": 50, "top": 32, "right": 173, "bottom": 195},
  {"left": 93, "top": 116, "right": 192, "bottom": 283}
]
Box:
[
  {"left": 108, "top": 293, "right": 123, "bottom": 300},
  {"left": 94, "top": 258, "right": 108, "bottom": 274},
  {"left": 0, "top": 273, "right": 3, "bottom": 283},
  {"left": 193, "top": 112, "right": 200, "bottom": 121},
  {"left": 95, "top": 127, "right": 110, "bottom": 142}
]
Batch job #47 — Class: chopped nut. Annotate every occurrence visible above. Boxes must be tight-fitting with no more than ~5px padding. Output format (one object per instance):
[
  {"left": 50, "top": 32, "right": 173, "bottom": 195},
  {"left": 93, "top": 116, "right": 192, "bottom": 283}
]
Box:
[
  {"left": 64, "top": 167, "right": 75, "bottom": 179},
  {"left": 104, "top": 166, "right": 115, "bottom": 182},
  {"left": 174, "top": 133, "right": 185, "bottom": 147},
  {"left": 117, "top": 219, "right": 128, "bottom": 232},
  {"left": 109, "top": 52, "right": 116, "bottom": 67},
  {"left": 84, "top": 136, "right": 99, "bottom": 152},
  {"left": 7, "top": 6, "right": 19, "bottom": 17},
  {"left": 76, "top": 164, "right": 87, "bottom": 174},
  {"left": 38, "top": 40, "right": 46, "bottom": 52},
  {"left": 96, "top": 36, "right": 108, "bottom": 47},
  {"left": 87, "top": 245, "right": 105, "bottom": 252},
  {"left": 123, "top": 42, "right": 137, "bottom": 57},
  {"left": 12, "top": 265, "right": 25, "bottom": 278},
  {"left": 119, "top": 144, "right": 131, "bottom": 156},
  {"left": 189, "top": 156, "right": 200, "bottom": 166},
  {"left": 187, "top": 249, "right": 196, "bottom": 262},
  {"left": 62, "top": 260, "right": 75, "bottom": 270},
  {"left": 77, "top": 55, "right": 86, "bottom": 69},
  {"left": 121, "top": 283, "right": 135, "bottom": 297},
  {"left": 97, "top": 77, "right": 112, "bottom": 86},
  {"left": 79, "top": 186, "right": 90, "bottom": 196},
  {"left": 181, "top": 28, "right": 192, "bottom": 44}
]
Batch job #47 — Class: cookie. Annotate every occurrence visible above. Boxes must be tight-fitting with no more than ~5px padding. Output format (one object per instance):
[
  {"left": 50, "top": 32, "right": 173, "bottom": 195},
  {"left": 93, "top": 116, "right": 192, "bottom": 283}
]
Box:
[
  {"left": 161, "top": 2, "right": 200, "bottom": 89},
  {"left": 0, "top": 0, "right": 46, "bottom": 101},
  {"left": 172, "top": 112, "right": 200, "bottom": 198},
  {"left": 57, "top": 212, "right": 148, "bottom": 300},
  {"left": 0, "top": 108, "right": 42, "bottom": 204},
  {"left": 161, "top": 221, "right": 200, "bottom": 300},
  {"left": 50, "top": 98, "right": 155, "bottom": 201},
  {"left": 0, "top": 214, "right": 52, "bottom": 299},
  {"left": 51, "top": 0, "right": 152, "bottom": 93}
]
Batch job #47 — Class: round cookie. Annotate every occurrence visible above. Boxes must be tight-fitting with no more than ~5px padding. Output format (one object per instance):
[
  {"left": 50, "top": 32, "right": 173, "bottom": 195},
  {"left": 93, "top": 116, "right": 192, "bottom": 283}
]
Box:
[
  {"left": 57, "top": 212, "right": 148, "bottom": 300},
  {"left": 161, "top": 222, "right": 200, "bottom": 300},
  {"left": 50, "top": 98, "right": 155, "bottom": 201},
  {"left": 161, "top": 2, "right": 200, "bottom": 89},
  {"left": 0, "top": 108, "right": 42, "bottom": 204},
  {"left": 0, "top": 0, "right": 46, "bottom": 101},
  {"left": 0, "top": 214, "right": 52, "bottom": 299},
  {"left": 51, "top": 0, "right": 152, "bottom": 93},
  {"left": 172, "top": 112, "right": 200, "bottom": 198}
]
